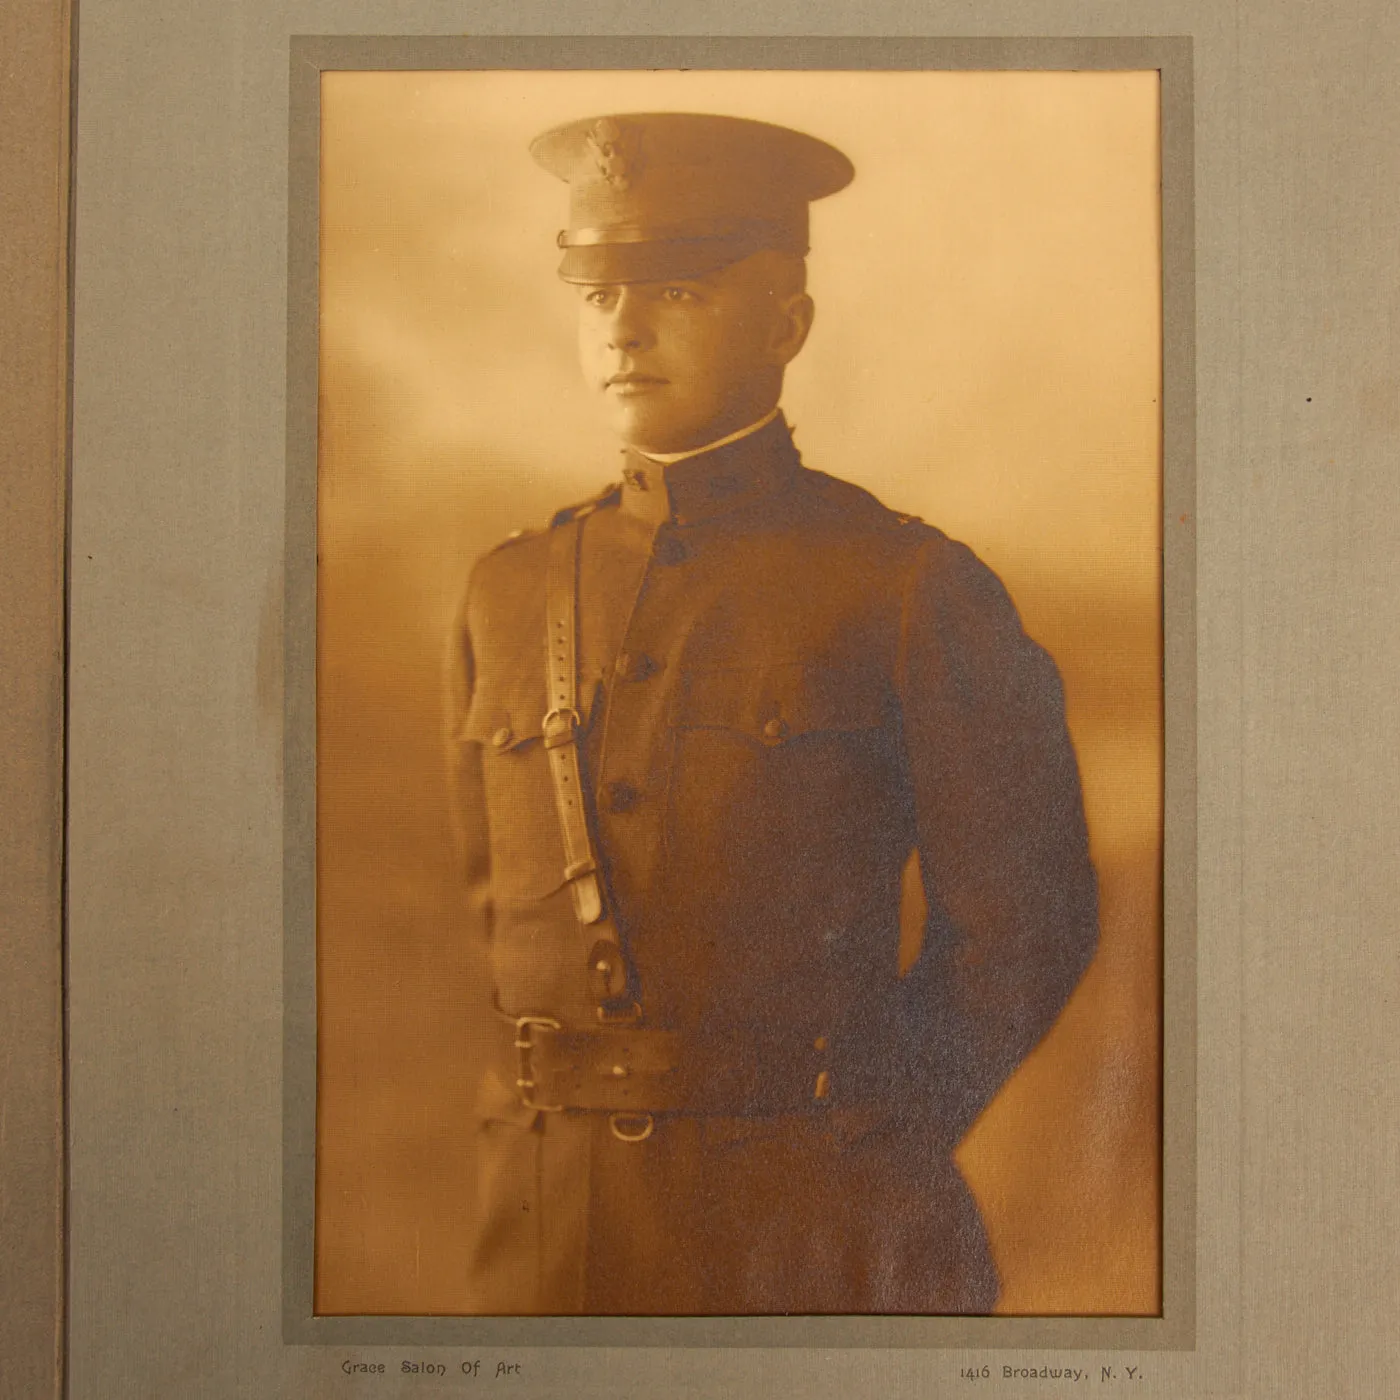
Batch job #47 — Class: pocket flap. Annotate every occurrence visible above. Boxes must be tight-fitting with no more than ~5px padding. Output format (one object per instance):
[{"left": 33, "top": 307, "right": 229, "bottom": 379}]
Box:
[
  {"left": 460, "top": 677, "right": 605, "bottom": 754},
  {"left": 672, "top": 664, "right": 887, "bottom": 742},
  {"left": 458, "top": 688, "right": 547, "bottom": 754}
]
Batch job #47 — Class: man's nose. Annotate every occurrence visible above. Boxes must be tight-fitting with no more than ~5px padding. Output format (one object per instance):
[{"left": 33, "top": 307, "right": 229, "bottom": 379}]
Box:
[{"left": 605, "top": 288, "right": 653, "bottom": 352}]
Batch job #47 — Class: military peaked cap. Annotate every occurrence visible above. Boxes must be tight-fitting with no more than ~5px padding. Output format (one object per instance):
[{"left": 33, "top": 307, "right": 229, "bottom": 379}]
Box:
[{"left": 530, "top": 111, "right": 855, "bottom": 283}]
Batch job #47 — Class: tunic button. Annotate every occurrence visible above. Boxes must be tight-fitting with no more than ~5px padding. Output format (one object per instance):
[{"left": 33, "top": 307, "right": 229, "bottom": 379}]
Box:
[
  {"left": 652, "top": 534, "right": 688, "bottom": 566},
  {"left": 761, "top": 717, "right": 788, "bottom": 742},
  {"left": 604, "top": 779, "right": 640, "bottom": 813},
  {"left": 490, "top": 726, "right": 513, "bottom": 749},
  {"left": 617, "top": 651, "right": 657, "bottom": 682}
]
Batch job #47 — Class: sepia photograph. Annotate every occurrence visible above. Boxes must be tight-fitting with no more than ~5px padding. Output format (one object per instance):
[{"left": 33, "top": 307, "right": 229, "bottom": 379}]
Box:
[{"left": 311, "top": 66, "right": 1164, "bottom": 1319}]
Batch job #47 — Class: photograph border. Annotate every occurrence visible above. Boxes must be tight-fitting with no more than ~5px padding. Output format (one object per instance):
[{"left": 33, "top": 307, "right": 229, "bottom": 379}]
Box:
[{"left": 283, "top": 33, "right": 1195, "bottom": 1351}]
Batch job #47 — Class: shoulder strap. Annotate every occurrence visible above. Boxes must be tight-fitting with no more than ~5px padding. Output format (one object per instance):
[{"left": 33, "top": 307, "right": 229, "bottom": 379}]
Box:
[
  {"left": 543, "top": 518, "right": 631, "bottom": 1008},
  {"left": 549, "top": 481, "right": 623, "bottom": 529},
  {"left": 543, "top": 517, "right": 601, "bottom": 921}
]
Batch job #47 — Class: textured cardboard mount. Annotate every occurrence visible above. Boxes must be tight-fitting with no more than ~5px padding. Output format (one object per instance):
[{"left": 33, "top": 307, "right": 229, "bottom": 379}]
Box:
[
  {"left": 0, "top": 0, "right": 68, "bottom": 1397},
  {"left": 8, "top": 2, "right": 1397, "bottom": 1398}
]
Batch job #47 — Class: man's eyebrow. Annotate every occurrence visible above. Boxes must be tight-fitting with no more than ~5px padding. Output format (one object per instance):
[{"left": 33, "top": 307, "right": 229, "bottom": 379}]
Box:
[
  {"left": 575, "top": 279, "right": 714, "bottom": 294},
  {"left": 644, "top": 279, "right": 716, "bottom": 295}
]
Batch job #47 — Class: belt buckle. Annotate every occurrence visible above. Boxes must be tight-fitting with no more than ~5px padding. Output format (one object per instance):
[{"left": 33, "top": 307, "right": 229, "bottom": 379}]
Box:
[{"left": 513, "top": 1014, "right": 564, "bottom": 1112}]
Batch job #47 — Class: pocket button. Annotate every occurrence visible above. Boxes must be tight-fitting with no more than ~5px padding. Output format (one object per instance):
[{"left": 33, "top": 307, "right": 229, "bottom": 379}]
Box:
[
  {"left": 604, "top": 779, "right": 641, "bottom": 813},
  {"left": 761, "top": 717, "right": 789, "bottom": 743}
]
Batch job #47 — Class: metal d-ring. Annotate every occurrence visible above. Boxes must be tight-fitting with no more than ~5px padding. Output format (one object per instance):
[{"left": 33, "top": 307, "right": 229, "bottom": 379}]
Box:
[{"left": 608, "top": 1112, "right": 655, "bottom": 1143}]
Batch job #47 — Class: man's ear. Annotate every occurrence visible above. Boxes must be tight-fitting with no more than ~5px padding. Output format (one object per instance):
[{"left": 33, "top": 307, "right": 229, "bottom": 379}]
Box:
[{"left": 769, "top": 292, "right": 815, "bottom": 367}]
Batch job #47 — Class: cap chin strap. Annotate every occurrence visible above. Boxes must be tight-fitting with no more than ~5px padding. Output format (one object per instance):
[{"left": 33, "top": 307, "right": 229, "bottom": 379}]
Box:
[{"left": 557, "top": 213, "right": 806, "bottom": 250}]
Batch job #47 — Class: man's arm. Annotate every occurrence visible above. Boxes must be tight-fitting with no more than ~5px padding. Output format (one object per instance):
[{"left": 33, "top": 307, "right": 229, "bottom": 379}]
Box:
[
  {"left": 893, "top": 533, "right": 1100, "bottom": 1148},
  {"left": 442, "top": 580, "right": 493, "bottom": 950}
]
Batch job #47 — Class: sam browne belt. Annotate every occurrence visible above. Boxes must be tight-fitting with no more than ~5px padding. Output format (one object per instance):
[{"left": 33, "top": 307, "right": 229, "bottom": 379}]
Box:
[
  {"left": 495, "top": 1002, "right": 853, "bottom": 1118},
  {"left": 527, "top": 512, "right": 862, "bottom": 1137}
]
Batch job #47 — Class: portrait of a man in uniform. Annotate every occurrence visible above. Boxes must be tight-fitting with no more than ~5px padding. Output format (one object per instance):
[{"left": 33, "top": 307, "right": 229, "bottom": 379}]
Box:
[
  {"left": 313, "top": 70, "right": 1164, "bottom": 1320},
  {"left": 442, "top": 110, "right": 1097, "bottom": 1315}
]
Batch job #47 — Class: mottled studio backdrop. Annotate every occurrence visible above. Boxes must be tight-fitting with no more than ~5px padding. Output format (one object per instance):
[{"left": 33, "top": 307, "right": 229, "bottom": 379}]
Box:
[{"left": 315, "top": 69, "right": 1162, "bottom": 1315}]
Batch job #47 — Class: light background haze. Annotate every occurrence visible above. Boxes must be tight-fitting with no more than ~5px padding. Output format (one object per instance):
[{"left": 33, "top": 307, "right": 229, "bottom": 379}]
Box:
[{"left": 315, "top": 68, "right": 1163, "bottom": 1316}]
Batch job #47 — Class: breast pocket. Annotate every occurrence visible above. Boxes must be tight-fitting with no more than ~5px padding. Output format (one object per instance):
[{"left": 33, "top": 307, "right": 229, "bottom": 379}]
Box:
[
  {"left": 667, "top": 662, "right": 895, "bottom": 854},
  {"left": 672, "top": 662, "right": 890, "bottom": 745},
  {"left": 460, "top": 688, "right": 569, "bottom": 903},
  {"left": 663, "top": 662, "right": 900, "bottom": 992}
]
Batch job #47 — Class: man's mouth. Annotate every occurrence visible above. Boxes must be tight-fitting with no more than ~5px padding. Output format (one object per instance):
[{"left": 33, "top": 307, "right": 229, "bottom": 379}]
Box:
[{"left": 606, "top": 372, "right": 668, "bottom": 394}]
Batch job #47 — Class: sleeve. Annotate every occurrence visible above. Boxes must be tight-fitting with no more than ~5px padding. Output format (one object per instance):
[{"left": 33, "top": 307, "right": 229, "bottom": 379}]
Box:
[
  {"left": 893, "top": 534, "right": 1099, "bottom": 1148},
  {"left": 442, "top": 575, "right": 494, "bottom": 951}
]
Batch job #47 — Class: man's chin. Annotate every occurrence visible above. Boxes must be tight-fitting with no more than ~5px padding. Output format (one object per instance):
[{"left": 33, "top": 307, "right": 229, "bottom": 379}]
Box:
[{"left": 610, "top": 406, "right": 707, "bottom": 457}]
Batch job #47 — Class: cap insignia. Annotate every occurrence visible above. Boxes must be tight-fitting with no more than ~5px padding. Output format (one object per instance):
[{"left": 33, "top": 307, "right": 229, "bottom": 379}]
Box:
[{"left": 586, "top": 118, "right": 641, "bottom": 191}]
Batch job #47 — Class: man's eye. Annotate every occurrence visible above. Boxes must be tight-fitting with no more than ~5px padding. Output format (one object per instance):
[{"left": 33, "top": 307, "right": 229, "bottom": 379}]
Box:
[
  {"left": 661, "top": 287, "right": 695, "bottom": 303},
  {"left": 584, "top": 288, "right": 614, "bottom": 307}
]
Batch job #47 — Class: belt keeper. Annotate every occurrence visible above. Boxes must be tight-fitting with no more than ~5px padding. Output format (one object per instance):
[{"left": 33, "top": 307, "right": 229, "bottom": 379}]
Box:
[{"left": 564, "top": 857, "right": 597, "bottom": 881}]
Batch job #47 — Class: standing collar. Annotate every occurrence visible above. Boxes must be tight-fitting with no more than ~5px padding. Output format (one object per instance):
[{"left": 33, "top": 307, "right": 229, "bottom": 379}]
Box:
[
  {"left": 636, "top": 407, "right": 782, "bottom": 465},
  {"left": 618, "top": 412, "right": 801, "bottom": 526}
]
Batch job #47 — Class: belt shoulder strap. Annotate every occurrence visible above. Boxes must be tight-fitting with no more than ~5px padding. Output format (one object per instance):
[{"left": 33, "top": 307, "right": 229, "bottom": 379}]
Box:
[
  {"left": 544, "top": 519, "right": 632, "bottom": 1012},
  {"left": 544, "top": 516, "right": 606, "bottom": 925}
]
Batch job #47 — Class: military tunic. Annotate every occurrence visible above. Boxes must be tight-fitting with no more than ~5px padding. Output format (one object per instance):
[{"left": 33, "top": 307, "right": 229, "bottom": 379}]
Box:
[{"left": 444, "top": 414, "right": 1098, "bottom": 1314}]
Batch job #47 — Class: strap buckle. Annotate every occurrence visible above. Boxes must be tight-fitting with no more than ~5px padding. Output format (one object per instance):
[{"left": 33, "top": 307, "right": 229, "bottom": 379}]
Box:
[
  {"left": 541, "top": 707, "right": 582, "bottom": 749},
  {"left": 513, "top": 1014, "right": 564, "bottom": 1113}
]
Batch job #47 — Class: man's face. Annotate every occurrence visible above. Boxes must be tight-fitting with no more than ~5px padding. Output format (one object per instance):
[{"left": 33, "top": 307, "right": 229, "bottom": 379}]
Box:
[{"left": 574, "top": 252, "right": 813, "bottom": 454}]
